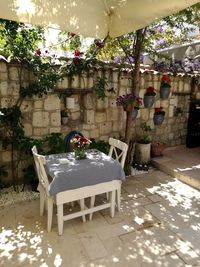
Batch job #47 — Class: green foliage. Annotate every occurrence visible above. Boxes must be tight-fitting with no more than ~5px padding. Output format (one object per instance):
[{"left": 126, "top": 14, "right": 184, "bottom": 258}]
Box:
[
  {"left": 22, "top": 164, "right": 38, "bottom": 191},
  {"left": 89, "top": 138, "right": 110, "bottom": 155},
  {"left": 135, "top": 122, "right": 152, "bottom": 144},
  {"left": 43, "top": 133, "right": 66, "bottom": 155},
  {"left": 92, "top": 76, "right": 116, "bottom": 100}
]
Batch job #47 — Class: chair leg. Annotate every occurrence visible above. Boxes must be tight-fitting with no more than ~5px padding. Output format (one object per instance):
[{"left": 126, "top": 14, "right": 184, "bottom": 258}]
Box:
[
  {"left": 89, "top": 196, "right": 95, "bottom": 221},
  {"left": 110, "top": 190, "right": 116, "bottom": 218},
  {"left": 39, "top": 191, "right": 45, "bottom": 216},
  {"left": 80, "top": 199, "right": 86, "bottom": 222},
  {"left": 116, "top": 187, "right": 121, "bottom": 211},
  {"left": 57, "top": 204, "right": 64, "bottom": 236},
  {"left": 47, "top": 198, "right": 53, "bottom": 232}
]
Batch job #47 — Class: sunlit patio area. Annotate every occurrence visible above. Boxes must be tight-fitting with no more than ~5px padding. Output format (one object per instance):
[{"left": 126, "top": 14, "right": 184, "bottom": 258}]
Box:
[{"left": 1, "top": 167, "right": 200, "bottom": 267}]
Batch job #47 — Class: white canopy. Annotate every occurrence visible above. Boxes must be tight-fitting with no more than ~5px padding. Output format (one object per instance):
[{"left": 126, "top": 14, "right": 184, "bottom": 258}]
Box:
[{"left": 0, "top": 0, "right": 199, "bottom": 38}]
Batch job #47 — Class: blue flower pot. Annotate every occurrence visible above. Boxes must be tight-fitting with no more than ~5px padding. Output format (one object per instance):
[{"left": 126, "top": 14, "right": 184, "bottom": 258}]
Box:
[
  {"left": 160, "top": 85, "right": 170, "bottom": 99},
  {"left": 153, "top": 114, "right": 164, "bottom": 125},
  {"left": 144, "top": 95, "right": 155, "bottom": 108}
]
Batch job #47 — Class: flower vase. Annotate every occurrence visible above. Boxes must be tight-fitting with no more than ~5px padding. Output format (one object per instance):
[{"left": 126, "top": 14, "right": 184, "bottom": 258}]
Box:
[
  {"left": 153, "top": 114, "right": 164, "bottom": 125},
  {"left": 132, "top": 109, "right": 138, "bottom": 120},
  {"left": 75, "top": 149, "right": 86, "bottom": 159},
  {"left": 160, "top": 85, "right": 171, "bottom": 99},
  {"left": 144, "top": 95, "right": 155, "bottom": 108}
]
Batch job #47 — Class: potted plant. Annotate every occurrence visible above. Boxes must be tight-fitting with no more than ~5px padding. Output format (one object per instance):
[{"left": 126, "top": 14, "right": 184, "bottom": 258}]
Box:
[
  {"left": 160, "top": 75, "right": 171, "bottom": 99},
  {"left": 153, "top": 107, "right": 165, "bottom": 125},
  {"left": 134, "top": 122, "right": 152, "bottom": 164},
  {"left": 61, "top": 110, "right": 69, "bottom": 125},
  {"left": 116, "top": 93, "right": 142, "bottom": 120},
  {"left": 132, "top": 98, "right": 142, "bottom": 120},
  {"left": 144, "top": 86, "right": 156, "bottom": 108},
  {"left": 71, "top": 134, "right": 91, "bottom": 159}
]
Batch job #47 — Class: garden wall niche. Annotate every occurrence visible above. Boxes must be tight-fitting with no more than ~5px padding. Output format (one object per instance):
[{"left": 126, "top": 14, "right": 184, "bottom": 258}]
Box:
[{"left": 0, "top": 58, "right": 200, "bottom": 184}]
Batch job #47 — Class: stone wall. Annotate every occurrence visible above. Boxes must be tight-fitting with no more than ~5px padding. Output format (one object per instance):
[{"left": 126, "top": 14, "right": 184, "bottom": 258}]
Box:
[{"left": 0, "top": 58, "right": 200, "bottom": 184}]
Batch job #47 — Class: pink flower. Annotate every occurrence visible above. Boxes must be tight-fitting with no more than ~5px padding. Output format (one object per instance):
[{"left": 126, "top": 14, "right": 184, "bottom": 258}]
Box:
[
  {"left": 35, "top": 49, "right": 41, "bottom": 55},
  {"left": 74, "top": 51, "right": 81, "bottom": 56},
  {"left": 95, "top": 42, "right": 104, "bottom": 48},
  {"left": 73, "top": 57, "right": 80, "bottom": 63}
]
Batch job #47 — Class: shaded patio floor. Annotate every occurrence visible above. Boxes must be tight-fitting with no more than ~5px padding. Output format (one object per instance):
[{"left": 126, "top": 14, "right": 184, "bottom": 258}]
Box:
[
  {"left": 152, "top": 145, "right": 200, "bottom": 191},
  {"left": 1, "top": 168, "right": 200, "bottom": 266}
]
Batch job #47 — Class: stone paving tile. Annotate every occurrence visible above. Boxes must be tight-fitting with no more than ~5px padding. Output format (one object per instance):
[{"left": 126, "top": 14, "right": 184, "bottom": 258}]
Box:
[
  {"left": 147, "top": 194, "right": 164, "bottom": 203},
  {"left": 78, "top": 232, "right": 107, "bottom": 260}
]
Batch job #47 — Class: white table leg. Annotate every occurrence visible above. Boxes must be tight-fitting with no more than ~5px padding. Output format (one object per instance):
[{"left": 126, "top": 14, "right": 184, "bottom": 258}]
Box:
[
  {"left": 57, "top": 204, "right": 63, "bottom": 235},
  {"left": 80, "top": 199, "right": 86, "bottom": 222},
  {"left": 89, "top": 196, "right": 95, "bottom": 221}
]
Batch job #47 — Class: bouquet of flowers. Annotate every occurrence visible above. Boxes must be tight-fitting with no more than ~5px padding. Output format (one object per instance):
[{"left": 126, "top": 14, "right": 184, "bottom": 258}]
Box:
[
  {"left": 154, "top": 107, "right": 165, "bottom": 115},
  {"left": 116, "top": 93, "right": 142, "bottom": 111},
  {"left": 144, "top": 86, "right": 156, "bottom": 96},
  {"left": 161, "top": 75, "right": 171, "bottom": 88},
  {"left": 71, "top": 135, "right": 91, "bottom": 159}
]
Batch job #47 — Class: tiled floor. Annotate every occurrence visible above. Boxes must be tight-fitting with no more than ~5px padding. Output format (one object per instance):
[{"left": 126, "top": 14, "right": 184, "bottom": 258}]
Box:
[{"left": 1, "top": 168, "right": 200, "bottom": 266}]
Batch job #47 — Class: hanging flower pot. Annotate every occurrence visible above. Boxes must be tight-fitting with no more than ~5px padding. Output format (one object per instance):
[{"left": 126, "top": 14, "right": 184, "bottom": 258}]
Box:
[
  {"left": 160, "top": 85, "right": 171, "bottom": 99},
  {"left": 132, "top": 109, "right": 138, "bottom": 120},
  {"left": 144, "top": 95, "right": 155, "bottom": 107},
  {"left": 144, "top": 86, "right": 156, "bottom": 108},
  {"left": 153, "top": 114, "right": 164, "bottom": 125},
  {"left": 153, "top": 107, "right": 165, "bottom": 126},
  {"left": 160, "top": 75, "right": 171, "bottom": 99},
  {"left": 123, "top": 103, "right": 134, "bottom": 112}
]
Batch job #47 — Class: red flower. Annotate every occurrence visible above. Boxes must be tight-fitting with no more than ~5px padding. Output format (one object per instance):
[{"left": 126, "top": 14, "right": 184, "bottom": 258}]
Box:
[
  {"left": 74, "top": 51, "right": 81, "bottom": 56},
  {"left": 35, "top": 49, "right": 41, "bottom": 55},
  {"left": 136, "top": 100, "right": 142, "bottom": 105},
  {"left": 160, "top": 106, "right": 163, "bottom": 110},
  {"left": 155, "top": 107, "right": 160, "bottom": 112},
  {"left": 161, "top": 75, "right": 168, "bottom": 81},
  {"left": 73, "top": 57, "right": 80, "bottom": 63},
  {"left": 147, "top": 86, "right": 154, "bottom": 92},
  {"left": 95, "top": 42, "right": 104, "bottom": 48},
  {"left": 45, "top": 50, "right": 48, "bottom": 53},
  {"left": 136, "top": 138, "right": 142, "bottom": 143},
  {"left": 70, "top": 33, "right": 75, "bottom": 37}
]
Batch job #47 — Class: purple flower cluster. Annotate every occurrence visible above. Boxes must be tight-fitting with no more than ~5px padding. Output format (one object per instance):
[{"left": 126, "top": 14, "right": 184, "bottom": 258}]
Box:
[{"left": 116, "top": 93, "right": 142, "bottom": 108}]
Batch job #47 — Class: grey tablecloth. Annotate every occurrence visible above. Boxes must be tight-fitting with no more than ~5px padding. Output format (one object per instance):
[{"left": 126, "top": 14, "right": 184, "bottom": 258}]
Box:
[{"left": 45, "top": 150, "right": 125, "bottom": 195}]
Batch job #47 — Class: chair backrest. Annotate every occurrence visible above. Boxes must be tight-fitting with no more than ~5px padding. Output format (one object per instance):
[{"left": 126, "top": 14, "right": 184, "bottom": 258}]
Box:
[
  {"left": 31, "top": 146, "right": 49, "bottom": 194},
  {"left": 108, "top": 138, "right": 128, "bottom": 169}
]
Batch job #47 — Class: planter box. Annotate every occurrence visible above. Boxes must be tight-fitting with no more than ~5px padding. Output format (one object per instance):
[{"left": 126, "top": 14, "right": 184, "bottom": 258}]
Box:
[{"left": 135, "top": 143, "right": 151, "bottom": 164}]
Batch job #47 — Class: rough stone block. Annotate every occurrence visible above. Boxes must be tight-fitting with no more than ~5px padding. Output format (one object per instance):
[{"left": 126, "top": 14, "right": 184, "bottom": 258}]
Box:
[
  {"left": 82, "top": 124, "right": 91, "bottom": 130},
  {"left": 21, "top": 100, "right": 33, "bottom": 112},
  {"left": 140, "top": 77, "right": 145, "bottom": 87},
  {"left": 0, "top": 72, "right": 8, "bottom": 80},
  {"left": 0, "top": 81, "right": 8, "bottom": 95},
  {"left": 178, "top": 80, "right": 184, "bottom": 92},
  {"left": 90, "top": 129, "right": 99, "bottom": 138},
  {"left": 109, "top": 98, "right": 117, "bottom": 107},
  {"left": 0, "top": 62, "right": 7, "bottom": 72},
  {"left": 44, "top": 95, "right": 60, "bottom": 111},
  {"left": 71, "top": 75, "right": 80, "bottom": 88},
  {"left": 33, "top": 111, "right": 49, "bottom": 127},
  {"left": 99, "top": 122, "right": 112, "bottom": 135},
  {"left": 49, "top": 127, "right": 61, "bottom": 133},
  {"left": 51, "top": 112, "right": 61, "bottom": 126},
  {"left": 57, "top": 78, "right": 68, "bottom": 89},
  {"left": 106, "top": 108, "right": 120, "bottom": 121},
  {"left": 34, "top": 100, "right": 43, "bottom": 109},
  {"left": 169, "top": 106, "right": 174, "bottom": 118},
  {"left": 120, "top": 76, "right": 128, "bottom": 87},
  {"left": 83, "top": 94, "right": 94, "bottom": 109},
  {"left": 140, "top": 108, "right": 149, "bottom": 121},
  {"left": 160, "top": 100, "right": 169, "bottom": 108},
  {"left": 155, "top": 100, "right": 161, "bottom": 108},
  {"left": 1, "top": 97, "right": 17, "bottom": 107},
  {"left": 150, "top": 109, "right": 154, "bottom": 119},
  {"left": 113, "top": 72, "right": 119, "bottom": 83},
  {"left": 96, "top": 98, "right": 108, "bottom": 110},
  {"left": 95, "top": 112, "right": 106, "bottom": 123},
  {"left": 184, "top": 83, "right": 190, "bottom": 92},
  {"left": 2, "top": 151, "right": 12, "bottom": 162},
  {"left": 71, "top": 111, "right": 80, "bottom": 120},
  {"left": 119, "top": 87, "right": 127, "bottom": 96},
  {"left": 81, "top": 130, "right": 90, "bottom": 138},
  {"left": 112, "top": 121, "right": 124, "bottom": 132},
  {"left": 34, "top": 127, "right": 49, "bottom": 136},
  {"left": 139, "top": 89, "right": 146, "bottom": 98},
  {"left": 23, "top": 123, "right": 33, "bottom": 136},
  {"left": 84, "top": 110, "right": 94, "bottom": 124},
  {"left": 9, "top": 67, "right": 18, "bottom": 81}
]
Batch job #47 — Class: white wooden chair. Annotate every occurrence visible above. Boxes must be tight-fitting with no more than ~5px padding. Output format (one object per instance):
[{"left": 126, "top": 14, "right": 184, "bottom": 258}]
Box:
[
  {"left": 89, "top": 138, "right": 128, "bottom": 220},
  {"left": 32, "top": 146, "right": 117, "bottom": 235}
]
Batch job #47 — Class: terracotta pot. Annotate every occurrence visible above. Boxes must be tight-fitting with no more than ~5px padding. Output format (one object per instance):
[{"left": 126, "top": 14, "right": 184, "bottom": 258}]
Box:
[
  {"left": 144, "top": 95, "right": 155, "bottom": 108},
  {"left": 123, "top": 103, "right": 134, "bottom": 112},
  {"left": 160, "top": 85, "right": 170, "bottom": 99},
  {"left": 151, "top": 143, "right": 166, "bottom": 156}
]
